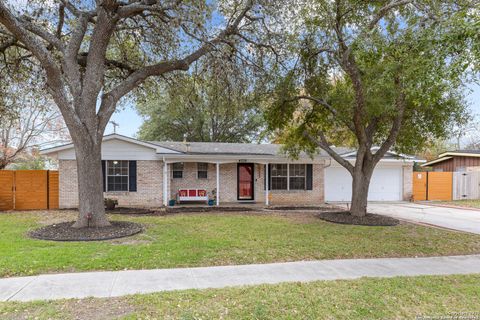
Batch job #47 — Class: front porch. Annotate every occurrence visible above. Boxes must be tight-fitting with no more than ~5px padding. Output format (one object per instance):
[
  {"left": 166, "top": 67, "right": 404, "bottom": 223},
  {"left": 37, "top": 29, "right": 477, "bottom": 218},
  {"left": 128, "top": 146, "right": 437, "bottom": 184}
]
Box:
[
  {"left": 163, "top": 161, "right": 271, "bottom": 206},
  {"left": 162, "top": 159, "right": 324, "bottom": 207}
]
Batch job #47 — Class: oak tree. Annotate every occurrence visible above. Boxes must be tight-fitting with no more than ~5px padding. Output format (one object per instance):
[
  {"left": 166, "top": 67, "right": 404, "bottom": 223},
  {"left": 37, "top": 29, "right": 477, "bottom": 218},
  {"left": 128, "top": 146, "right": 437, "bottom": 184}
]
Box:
[
  {"left": 0, "top": 0, "right": 265, "bottom": 227},
  {"left": 266, "top": 0, "right": 474, "bottom": 216}
]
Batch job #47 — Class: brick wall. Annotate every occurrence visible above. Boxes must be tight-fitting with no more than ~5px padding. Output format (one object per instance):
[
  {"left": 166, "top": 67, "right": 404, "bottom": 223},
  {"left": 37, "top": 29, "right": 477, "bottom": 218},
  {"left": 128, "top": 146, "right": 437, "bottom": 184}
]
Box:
[
  {"left": 59, "top": 160, "right": 78, "bottom": 208},
  {"left": 402, "top": 165, "right": 413, "bottom": 201},
  {"left": 169, "top": 162, "right": 325, "bottom": 205},
  {"left": 60, "top": 159, "right": 326, "bottom": 207},
  {"left": 259, "top": 163, "right": 325, "bottom": 205},
  {"left": 58, "top": 160, "right": 163, "bottom": 208}
]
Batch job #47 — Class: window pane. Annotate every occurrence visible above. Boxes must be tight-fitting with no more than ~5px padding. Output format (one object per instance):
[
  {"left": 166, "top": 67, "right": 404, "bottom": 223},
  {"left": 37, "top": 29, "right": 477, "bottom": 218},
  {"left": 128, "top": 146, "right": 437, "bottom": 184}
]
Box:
[
  {"left": 271, "top": 177, "right": 287, "bottom": 190},
  {"left": 289, "top": 164, "right": 305, "bottom": 176},
  {"left": 198, "top": 163, "right": 208, "bottom": 179},
  {"left": 289, "top": 177, "right": 305, "bottom": 190},
  {"left": 271, "top": 164, "right": 287, "bottom": 177},
  {"left": 172, "top": 162, "right": 184, "bottom": 179},
  {"left": 106, "top": 161, "right": 129, "bottom": 191}
]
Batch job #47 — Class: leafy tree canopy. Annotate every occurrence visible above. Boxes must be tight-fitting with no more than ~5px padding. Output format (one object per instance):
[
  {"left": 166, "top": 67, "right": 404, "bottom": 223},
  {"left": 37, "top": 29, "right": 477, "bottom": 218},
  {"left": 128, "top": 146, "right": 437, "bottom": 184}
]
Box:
[
  {"left": 263, "top": 0, "right": 477, "bottom": 216},
  {"left": 136, "top": 56, "right": 264, "bottom": 143}
]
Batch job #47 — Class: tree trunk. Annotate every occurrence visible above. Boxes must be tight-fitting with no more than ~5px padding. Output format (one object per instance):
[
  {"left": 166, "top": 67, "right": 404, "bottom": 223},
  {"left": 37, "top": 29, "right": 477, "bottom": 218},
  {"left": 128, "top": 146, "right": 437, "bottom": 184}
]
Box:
[
  {"left": 349, "top": 167, "right": 373, "bottom": 217},
  {"left": 71, "top": 140, "right": 110, "bottom": 228}
]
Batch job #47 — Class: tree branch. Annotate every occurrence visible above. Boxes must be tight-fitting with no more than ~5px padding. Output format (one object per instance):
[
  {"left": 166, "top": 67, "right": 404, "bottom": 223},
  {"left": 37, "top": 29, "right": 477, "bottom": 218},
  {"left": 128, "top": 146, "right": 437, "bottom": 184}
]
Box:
[
  {"left": 97, "top": 0, "right": 253, "bottom": 133},
  {"left": 373, "top": 76, "right": 407, "bottom": 164},
  {"left": 288, "top": 95, "right": 356, "bottom": 133},
  {"left": 303, "top": 129, "right": 354, "bottom": 173}
]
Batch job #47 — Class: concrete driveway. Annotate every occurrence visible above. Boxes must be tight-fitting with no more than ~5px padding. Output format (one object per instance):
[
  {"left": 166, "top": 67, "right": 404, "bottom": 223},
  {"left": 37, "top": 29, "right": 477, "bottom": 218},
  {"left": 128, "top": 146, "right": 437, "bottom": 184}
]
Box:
[{"left": 366, "top": 202, "right": 480, "bottom": 235}]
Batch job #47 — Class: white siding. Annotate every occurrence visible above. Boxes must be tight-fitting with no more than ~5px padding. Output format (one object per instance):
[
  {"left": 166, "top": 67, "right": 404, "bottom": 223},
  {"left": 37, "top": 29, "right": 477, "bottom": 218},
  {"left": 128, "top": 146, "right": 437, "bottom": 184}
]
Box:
[{"left": 57, "top": 139, "right": 160, "bottom": 160}]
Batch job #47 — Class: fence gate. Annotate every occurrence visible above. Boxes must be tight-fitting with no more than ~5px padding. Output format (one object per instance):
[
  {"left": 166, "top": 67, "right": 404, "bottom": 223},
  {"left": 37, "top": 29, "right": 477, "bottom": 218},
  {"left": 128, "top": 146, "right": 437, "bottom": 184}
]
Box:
[
  {"left": 413, "top": 171, "right": 453, "bottom": 201},
  {"left": 413, "top": 172, "right": 427, "bottom": 201},
  {"left": 453, "top": 171, "right": 480, "bottom": 200},
  {"left": 0, "top": 170, "right": 59, "bottom": 211},
  {"left": 15, "top": 170, "right": 48, "bottom": 210},
  {"left": 0, "top": 171, "right": 14, "bottom": 210}
]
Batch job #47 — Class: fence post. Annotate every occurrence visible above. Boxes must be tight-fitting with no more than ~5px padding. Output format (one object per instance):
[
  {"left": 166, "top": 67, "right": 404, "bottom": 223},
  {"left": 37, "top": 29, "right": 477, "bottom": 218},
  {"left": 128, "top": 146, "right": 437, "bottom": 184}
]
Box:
[{"left": 47, "top": 170, "right": 50, "bottom": 210}]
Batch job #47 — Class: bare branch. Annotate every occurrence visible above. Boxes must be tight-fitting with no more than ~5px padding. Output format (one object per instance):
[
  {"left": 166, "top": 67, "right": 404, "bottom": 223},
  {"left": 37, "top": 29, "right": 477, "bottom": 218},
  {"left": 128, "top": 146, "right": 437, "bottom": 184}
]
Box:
[
  {"left": 287, "top": 95, "right": 356, "bottom": 133},
  {"left": 368, "top": 0, "right": 413, "bottom": 30},
  {"left": 97, "top": 0, "right": 254, "bottom": 133},
  {"left": 19, "top": 17, "right": 64, "bottom": 52},
  {"left": 303, "top": 129, "right": 354, "bottom": 173}
]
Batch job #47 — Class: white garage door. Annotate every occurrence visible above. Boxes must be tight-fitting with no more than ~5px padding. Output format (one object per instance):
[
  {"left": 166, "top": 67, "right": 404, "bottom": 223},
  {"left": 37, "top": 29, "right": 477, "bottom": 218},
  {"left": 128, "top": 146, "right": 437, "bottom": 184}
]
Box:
[{"left": 325, "top": 166, "right": 402, "bottom": 202}]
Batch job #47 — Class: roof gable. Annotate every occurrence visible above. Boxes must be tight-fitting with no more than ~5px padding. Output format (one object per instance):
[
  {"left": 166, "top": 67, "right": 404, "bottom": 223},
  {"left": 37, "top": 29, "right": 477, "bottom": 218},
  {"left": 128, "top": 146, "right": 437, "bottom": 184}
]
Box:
[{"left": 40, "top": 134, "right": 180, "bottom": 157}]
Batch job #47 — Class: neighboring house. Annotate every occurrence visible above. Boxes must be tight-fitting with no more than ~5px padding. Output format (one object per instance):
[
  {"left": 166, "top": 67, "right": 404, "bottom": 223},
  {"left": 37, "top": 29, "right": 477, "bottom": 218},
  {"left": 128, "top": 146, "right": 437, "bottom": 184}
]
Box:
[
  {"left": 40, "top": 134, "right": 416, "bottom": 208},
  {"left": 422, "top": 150, "right": 480, "bottom": 172}
]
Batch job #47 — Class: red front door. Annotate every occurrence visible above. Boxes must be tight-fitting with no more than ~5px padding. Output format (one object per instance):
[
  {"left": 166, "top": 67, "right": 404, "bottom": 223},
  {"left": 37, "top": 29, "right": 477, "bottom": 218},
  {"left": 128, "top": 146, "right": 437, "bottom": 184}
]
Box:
[{"left": 238, "top": 163, "right": 254, "bottom": 200}]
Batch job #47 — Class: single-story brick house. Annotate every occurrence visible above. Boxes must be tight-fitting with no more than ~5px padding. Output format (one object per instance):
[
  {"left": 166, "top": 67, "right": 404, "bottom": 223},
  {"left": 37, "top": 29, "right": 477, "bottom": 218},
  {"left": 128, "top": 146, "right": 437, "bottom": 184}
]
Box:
[{"left": 40, "top": 134, "right": 416, "bottom": 208}]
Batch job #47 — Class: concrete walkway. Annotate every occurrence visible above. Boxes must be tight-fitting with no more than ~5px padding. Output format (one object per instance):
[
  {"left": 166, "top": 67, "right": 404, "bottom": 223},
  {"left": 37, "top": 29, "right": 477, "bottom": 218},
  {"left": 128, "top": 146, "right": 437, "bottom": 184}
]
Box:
[
  {"left": 367, "top": 202, "right": 480, "bottom": 234},
  {"left": 2, "top": 255, "right": 480, "bottom": 302}
]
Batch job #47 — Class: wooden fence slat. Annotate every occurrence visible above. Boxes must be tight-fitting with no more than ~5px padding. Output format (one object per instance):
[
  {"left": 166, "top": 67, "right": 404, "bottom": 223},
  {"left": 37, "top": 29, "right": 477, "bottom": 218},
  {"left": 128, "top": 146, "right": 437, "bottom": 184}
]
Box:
[
  {"left": 413, "top": 172, "right": 427, "bottom": 201},
  {"left": 453, "top": 171, "right": 480, "bottom": 200},
  {"left": 0, "top": 171, "right": 14, "bottom": 210},
  {"left": 0, "top": 170, "right": 59, "bottom": 211},
  {"left": 427, "top": 172, "right": 453, "bottom": 201},
  {"left": 48, "top": 171, "right": 59, "bottom": 209},
  {"left": 14, "top": 170, "right": 48, "bottom": 210}
]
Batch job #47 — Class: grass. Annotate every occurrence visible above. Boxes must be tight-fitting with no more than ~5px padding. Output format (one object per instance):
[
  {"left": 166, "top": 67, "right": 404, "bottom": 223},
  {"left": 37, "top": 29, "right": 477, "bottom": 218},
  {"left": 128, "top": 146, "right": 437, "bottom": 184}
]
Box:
[
  {"left": 1, "top": 274, "right": 479, "bottom": 319},
  {"left": 436, "top": 199, "right": 480, "bottom": 209},
  {"left": 1, "top": 210, "right": 480, "bottom": 277}
]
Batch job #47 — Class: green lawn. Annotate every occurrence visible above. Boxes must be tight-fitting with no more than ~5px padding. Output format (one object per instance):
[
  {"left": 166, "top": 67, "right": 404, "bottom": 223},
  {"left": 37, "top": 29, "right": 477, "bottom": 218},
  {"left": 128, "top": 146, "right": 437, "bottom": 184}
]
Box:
[
  {"left": 1, "top": 274, "right": 479, "bottom": 319},
  {"left": 1, "top": 210, "right": 480, "bottom": 277},
  {"left": 436, "top": 199, "right": 480, "bottom": 209}
]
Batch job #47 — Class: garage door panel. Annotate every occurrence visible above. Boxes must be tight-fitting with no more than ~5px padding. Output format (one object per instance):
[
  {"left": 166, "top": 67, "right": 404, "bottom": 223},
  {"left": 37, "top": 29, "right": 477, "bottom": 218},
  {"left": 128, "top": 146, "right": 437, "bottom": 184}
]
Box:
[{"left": 325, "top": 167, "right": 402, "bottom": 202}]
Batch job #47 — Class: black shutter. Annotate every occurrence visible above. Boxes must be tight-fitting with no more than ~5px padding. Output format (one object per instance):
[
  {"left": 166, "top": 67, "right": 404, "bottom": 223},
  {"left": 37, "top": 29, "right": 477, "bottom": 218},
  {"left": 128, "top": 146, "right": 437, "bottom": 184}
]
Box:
[
  {"left": 264, "top": 165, "right": 266, "bottom": 190},
  {"left": 306, "top": 164, "right": 313, "bottom": 190},
  {"left": 264, "top": 164, "right": 271, "bottom": 190},
  {"left": 101, "top": 160, "right": 106, "bottom": 192},
  {"left": 129, "top": 161, "right": 137, "bottom": 192}
]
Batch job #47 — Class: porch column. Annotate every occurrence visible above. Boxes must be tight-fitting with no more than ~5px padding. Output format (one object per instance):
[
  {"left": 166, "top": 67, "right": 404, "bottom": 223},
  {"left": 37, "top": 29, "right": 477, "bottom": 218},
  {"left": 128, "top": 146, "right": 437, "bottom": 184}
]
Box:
[
  {"left": 216, "top": 162, "right": 220, "bottom": 206},
  {"left": 265, "top": 163, "right": 269, "bottom": 206},
  {"left": 163, "top": 161, "right": 168, "bottom": 206}
]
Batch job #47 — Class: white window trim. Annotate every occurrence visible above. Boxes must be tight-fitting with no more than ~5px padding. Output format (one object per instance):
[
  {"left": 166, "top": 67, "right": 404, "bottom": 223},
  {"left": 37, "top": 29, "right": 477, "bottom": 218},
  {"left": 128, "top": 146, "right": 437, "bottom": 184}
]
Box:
[
  {"left": 270, "top": 163, "right": 307, "bottom": 191},
  {"left": 270, "top": 163, "right": 288, "bottom": 191},
  {"left": 172, "top": 162, "right": 184, "bottom": 179},
  {"left": 106, "top": 160, "right": 129, "bottom": 192},
  {"left": 197, "top": 162, "right": 208, "bottom": 179},
  {"left": 289, "top": 164, "right": 307, "bottom": 190}
]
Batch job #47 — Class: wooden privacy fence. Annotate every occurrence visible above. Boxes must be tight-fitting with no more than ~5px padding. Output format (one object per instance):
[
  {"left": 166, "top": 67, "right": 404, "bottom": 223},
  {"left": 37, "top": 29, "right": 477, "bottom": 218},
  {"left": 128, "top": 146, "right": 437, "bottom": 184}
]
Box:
[
  {"left": 453, "top": 171, "right": 480, "bottom": 200},
  {"left": 413, "top": 171, "right": 453, "bottom": 201},
  {"left": 0, "top": 170, "right": 59, "bottom": 211}
]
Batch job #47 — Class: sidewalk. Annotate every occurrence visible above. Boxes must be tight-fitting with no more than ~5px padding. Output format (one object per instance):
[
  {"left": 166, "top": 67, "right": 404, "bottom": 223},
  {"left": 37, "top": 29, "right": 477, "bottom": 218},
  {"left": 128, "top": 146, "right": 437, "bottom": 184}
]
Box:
[{"left": 2, "top": 254, "right": 480, "bottom": 302}]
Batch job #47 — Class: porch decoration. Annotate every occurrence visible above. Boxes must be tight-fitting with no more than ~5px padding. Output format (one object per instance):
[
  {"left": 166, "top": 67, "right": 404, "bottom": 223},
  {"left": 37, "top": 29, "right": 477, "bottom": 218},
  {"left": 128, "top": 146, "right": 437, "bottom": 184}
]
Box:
[
  {"left": 104, "top": 198, "right": 118, "bottom": 210},
  {"left": 177, "top": 189, "right": 209, "bottom": 203}
]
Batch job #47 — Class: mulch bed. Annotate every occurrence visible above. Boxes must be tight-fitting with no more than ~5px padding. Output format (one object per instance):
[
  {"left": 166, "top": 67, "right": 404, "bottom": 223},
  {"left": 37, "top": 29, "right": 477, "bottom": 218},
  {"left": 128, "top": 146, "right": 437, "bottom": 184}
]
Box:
[
  {"left": 29, "top": 221, "right": 143, "bottom": 241},
  {"left": 265, "top": 206, "right": 334, "bottom": 211},
  {"left": 106, "top": 207, "right": 154, "bottom": 215},
  {"left": 317, "top": 211, "right": 399, "bottom": 226},
  {"left": 163, "top": 206, "right": 256, "bottom": 214}
]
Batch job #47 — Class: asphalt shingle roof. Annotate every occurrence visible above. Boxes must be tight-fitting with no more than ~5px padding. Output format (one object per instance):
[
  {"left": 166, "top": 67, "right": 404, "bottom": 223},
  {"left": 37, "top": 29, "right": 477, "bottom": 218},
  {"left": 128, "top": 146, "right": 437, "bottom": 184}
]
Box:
[{"left": 149, "top": 141, "right": 354, "bottom": 157}]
